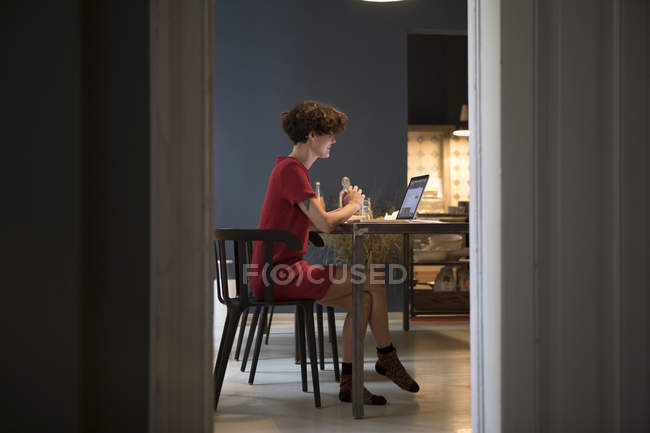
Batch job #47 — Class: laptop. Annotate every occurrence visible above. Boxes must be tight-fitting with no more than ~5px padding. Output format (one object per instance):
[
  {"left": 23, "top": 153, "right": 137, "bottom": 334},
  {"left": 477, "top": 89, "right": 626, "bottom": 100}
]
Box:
[
  {"left": 356, "top": 174, "right": 430, "bottom": 223},
  {"left": 396, "top": 174, "right": 429, "bottom": 219}
]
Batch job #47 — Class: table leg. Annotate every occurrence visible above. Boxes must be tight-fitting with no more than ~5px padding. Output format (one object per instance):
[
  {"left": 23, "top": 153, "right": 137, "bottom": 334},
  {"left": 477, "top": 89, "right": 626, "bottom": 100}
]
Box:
[
  {"left": 402, "top": 233, "right": 410, "bottom": 331},
  {"left": 352, "top": 226, "right": 366, "bottom": 419}
]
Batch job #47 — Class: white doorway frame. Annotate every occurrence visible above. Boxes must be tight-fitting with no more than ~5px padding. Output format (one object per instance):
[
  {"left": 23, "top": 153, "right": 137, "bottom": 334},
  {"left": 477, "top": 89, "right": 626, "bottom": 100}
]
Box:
[
  {"left": 468, "top": 1, "right": 536, "bottom": 432},
  {"left": 468, "top": 1, "right": 650, "bottom": 431},
  {"left": 468, "top": 0, "right": 502, "bottom": 430},
  {"left": 468, "top": 0, "right": 542, "bottom": 431}
]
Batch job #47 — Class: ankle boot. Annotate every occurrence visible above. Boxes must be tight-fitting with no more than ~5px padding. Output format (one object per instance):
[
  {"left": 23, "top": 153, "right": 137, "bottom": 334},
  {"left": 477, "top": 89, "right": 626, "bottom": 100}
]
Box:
[{"left": 375, "top": 348, "right": 420, "bottom": 393}]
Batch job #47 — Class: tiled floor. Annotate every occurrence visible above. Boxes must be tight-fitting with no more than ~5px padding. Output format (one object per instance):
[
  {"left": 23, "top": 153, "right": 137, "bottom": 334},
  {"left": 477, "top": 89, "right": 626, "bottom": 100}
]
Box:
[{"left": 213, "top": 312, "right": 471, "bottom": 433}]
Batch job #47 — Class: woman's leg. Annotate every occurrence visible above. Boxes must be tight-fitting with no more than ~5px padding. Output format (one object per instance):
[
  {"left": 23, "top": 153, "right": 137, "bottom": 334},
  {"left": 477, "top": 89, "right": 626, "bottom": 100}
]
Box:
[
  {"left": 317, "top": 269, "right": 389, "bottom": 405},
  {"left": 364, "top": 271, "right": 391, "bottom": 348},
  {"left": 317, "top": 268, "right": 391, "bottom": 362},
  {"left": 318, "top": 267, "right": 419, "bottom": 394}
]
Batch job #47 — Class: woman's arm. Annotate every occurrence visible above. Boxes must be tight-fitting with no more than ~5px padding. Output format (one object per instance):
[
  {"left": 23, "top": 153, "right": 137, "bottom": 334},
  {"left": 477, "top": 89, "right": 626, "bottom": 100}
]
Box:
[{"left": 297, "top": 186, "right": 364, "bottom": 233}]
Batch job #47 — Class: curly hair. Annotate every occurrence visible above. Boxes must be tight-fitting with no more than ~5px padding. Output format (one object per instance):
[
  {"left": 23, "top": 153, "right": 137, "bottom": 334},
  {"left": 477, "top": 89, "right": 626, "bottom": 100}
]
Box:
[{"left": 280, "top": 100, "right": 349, "bottom": 143}]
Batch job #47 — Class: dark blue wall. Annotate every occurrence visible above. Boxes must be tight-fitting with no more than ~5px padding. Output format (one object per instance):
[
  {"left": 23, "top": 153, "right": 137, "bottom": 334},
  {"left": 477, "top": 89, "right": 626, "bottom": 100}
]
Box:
[{"left": 214, "top": 0, "right": 467, "bottom": 228}]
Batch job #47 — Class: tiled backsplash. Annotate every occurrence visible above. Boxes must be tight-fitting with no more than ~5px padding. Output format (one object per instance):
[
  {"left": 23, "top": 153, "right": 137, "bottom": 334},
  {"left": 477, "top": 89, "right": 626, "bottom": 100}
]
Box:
[
  {"left": 407, "top": 125, "right": 470, "bottom": 209},
  {"left": 448, "top": 135, "right": 470, "bottom": 205}
]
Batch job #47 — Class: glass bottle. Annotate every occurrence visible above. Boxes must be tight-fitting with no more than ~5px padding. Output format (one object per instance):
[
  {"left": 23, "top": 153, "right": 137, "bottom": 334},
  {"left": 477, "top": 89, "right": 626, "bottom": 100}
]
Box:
[
  {"left": 361, "top": 197, "right": 373, "bottom": 221},
  {"left": 339, "top": 176, "right": 351, "bottom": 208},
  {"left": 315, "top": 181, "right": 326, "bottom": 210}
]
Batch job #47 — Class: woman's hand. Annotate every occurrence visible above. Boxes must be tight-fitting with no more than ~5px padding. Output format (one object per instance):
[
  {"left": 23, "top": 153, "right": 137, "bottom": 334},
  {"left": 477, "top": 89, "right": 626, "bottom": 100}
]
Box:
[
  {"left": 343, "top": 185, "right": 365, "bottom": 210},
  {"left": 298, "top": 185, "right": 365, "bottom": 233}
]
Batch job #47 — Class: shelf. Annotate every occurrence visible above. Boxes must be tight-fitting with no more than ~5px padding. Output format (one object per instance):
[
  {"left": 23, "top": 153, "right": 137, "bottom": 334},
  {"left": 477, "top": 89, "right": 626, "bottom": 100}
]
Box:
[
  {"left": 411, "top": 310, "right": 470, "bottom": 316},
  {"left": 412, "top": 287, "right": 469, "bottom": 293},
  {"left": 411, "top": 289, "right": 469, "bottom": 315},
  {"left": 407, "top": 230, "right": 471, "bottom": 321}
]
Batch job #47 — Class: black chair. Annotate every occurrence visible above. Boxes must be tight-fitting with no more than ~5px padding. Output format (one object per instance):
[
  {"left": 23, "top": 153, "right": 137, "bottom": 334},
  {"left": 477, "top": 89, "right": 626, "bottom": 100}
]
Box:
[
  {"left": 234, "top": 232, "right": 340, "bottom": 383},
  {"left": 213, "top": 229, "right": 323, "bottom": 411},
  {"left": 236, "top": 299, "right": 340, "bottom": 382}
]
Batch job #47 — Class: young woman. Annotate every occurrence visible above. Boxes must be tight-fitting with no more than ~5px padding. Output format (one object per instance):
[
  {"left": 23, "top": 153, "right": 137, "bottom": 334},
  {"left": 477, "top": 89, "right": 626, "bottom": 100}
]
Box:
[{"left": 250, "top": 100, "right": 419, "bottom": 405}]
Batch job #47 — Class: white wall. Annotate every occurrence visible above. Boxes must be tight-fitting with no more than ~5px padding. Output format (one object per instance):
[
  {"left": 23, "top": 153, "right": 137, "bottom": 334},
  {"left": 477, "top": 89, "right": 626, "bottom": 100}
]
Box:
[{"left": 472, "top": 0, "right": 649, "bottom": 431}]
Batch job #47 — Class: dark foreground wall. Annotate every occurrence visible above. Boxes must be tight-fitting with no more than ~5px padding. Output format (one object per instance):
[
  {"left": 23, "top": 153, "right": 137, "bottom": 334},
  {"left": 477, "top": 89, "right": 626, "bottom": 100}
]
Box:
[
  {"left": 214, "top": 0, "right": 467, "bottom": 228},
  {"left": 4, "top": 2, "right": 150, "bottom": 432}
]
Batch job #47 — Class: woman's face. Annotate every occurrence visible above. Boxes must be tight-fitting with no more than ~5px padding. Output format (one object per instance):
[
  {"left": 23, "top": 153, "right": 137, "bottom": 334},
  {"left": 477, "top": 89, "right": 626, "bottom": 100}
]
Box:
[{"left": 309, "top": 131, "right": 336, "bottom": 158}]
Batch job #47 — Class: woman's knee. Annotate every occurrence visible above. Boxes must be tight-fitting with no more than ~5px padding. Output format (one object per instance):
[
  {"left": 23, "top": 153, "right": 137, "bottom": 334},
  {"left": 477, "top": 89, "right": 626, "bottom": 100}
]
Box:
[
  {"left": 364, "top": 271, "right": 386, "bottom": 291},
  {"left": 365, "top": 280, "right": 387, "bottom": 300}
]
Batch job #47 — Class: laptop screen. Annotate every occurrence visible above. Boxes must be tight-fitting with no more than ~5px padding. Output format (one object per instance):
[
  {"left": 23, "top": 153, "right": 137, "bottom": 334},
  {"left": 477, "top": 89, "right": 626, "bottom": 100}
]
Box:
[{"left": 397, "top": 175, "right": 429, "bottom": 219}]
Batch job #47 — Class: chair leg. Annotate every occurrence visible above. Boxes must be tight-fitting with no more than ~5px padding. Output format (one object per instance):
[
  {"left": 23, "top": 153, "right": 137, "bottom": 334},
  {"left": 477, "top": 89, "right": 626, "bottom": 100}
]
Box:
[
  {"left": 214, "top": 308, "right": 241, "bottom": 411},
  {"left": 296, "top": 306, "right": 308, "bottom": 392},
  {"left": 248, "top": 305, "right": 268, "bottom": 385},
  {"left": 234, "top": 307, "right": 249, "bottom": 360},
  {"left": 265, "top": 305, "right": 274, "bottom": 344},
  {"left": 302, "top": 303, "right": 321, "bottom": 408},
  {"left": 316, "top": 303, "right": 325, "bottom": 370},
  {"left": 294, "top": 306, "right": 300, "bottom": 364},
  {"left": 326, "top": 306, "right": 340, "bottom": 382},
  {"left": 214, "top": 309, "right": 231, "bottom": 383},
  {"left": 240, "top": 305, "right": 261, "bottom": 372}
]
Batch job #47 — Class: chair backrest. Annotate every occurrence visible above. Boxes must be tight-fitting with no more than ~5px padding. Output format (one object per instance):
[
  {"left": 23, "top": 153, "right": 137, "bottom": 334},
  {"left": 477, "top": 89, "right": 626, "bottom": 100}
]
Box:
[{"left": 213, "top": 229, "right": 301, "bottom": 306}]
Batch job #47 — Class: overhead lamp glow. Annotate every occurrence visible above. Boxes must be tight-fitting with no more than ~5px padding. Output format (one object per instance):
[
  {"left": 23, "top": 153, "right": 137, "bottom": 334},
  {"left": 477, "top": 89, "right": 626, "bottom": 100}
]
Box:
[
  {"left": 452, "top": 129, "right": 470, "bottom": 137},
  {"left": 452, "top": 104, "right": 470, "bottom": 137}
]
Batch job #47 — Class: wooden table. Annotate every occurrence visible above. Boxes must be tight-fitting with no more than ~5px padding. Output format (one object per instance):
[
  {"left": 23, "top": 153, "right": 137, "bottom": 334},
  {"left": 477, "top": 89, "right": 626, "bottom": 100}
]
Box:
[{"left": 332, "top": 220, "right": 469, "bottom": 418}]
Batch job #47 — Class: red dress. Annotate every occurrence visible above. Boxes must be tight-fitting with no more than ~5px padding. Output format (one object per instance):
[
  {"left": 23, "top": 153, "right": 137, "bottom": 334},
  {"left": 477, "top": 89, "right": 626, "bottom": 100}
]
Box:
[{"left": 250, "top": 156, "right": 334, "bottom": 301}]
